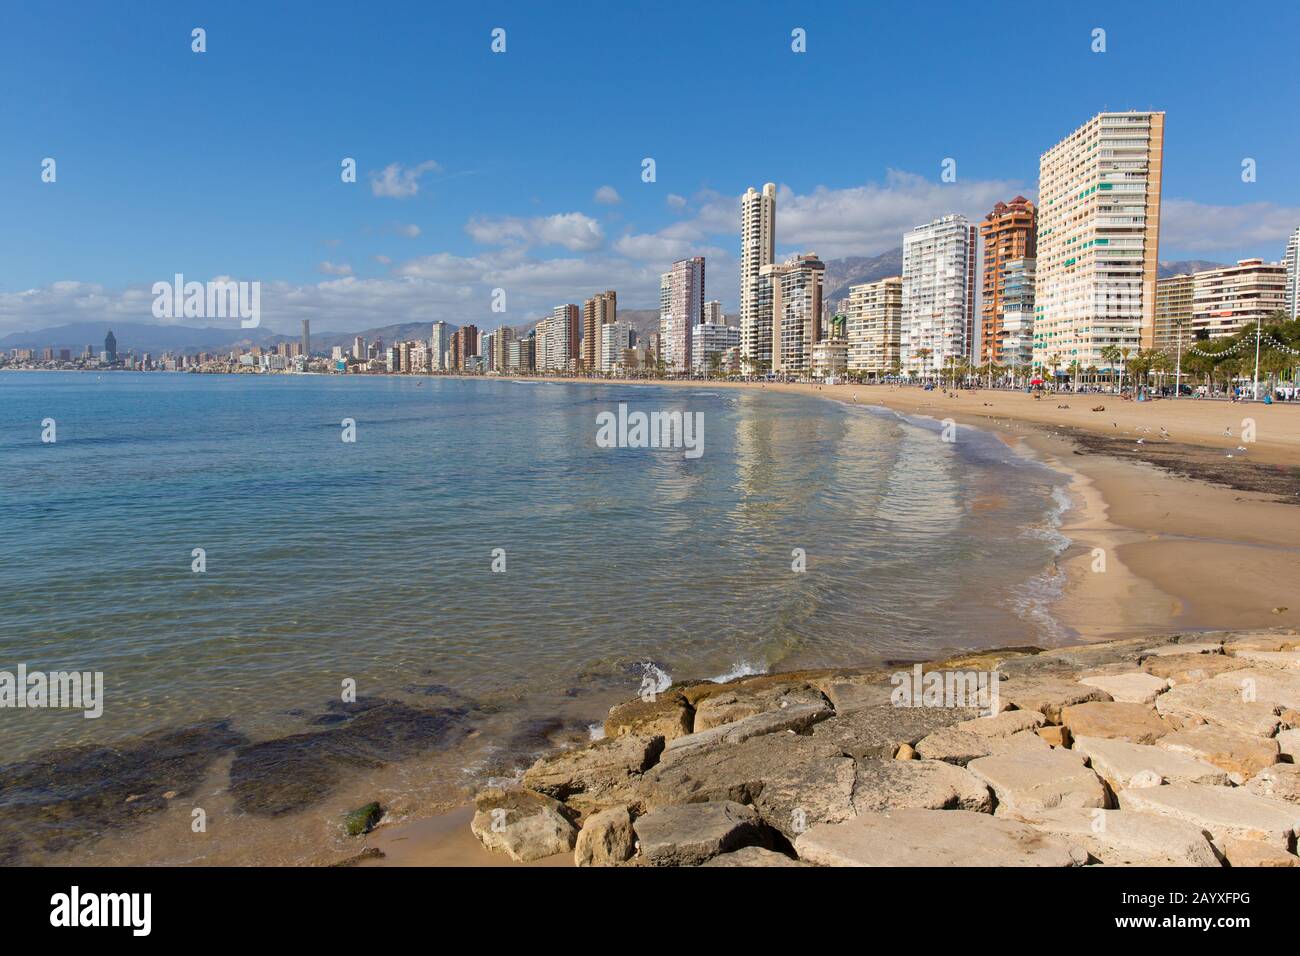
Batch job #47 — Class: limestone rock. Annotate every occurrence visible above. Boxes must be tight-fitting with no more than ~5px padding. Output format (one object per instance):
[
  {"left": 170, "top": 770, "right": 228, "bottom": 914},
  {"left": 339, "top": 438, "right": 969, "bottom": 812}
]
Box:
[
  {"left": 522, "top": 733, "right": 664, "bottom": 805},
  {"left": 955, "top": 709, "right": 1046, "bottom": 737},
  {"left": 1277, "top": 728, "right": 1300, "bottom": 760},
  {"left": 1230, "top": 651, "right": 1300, "bottom": 671},
  {"left": 1141, "top": 642, "right": 1224, "bottom": 658},
  {"left": 1078, "top": 672, "right": 1170, "bottom": 705},
  {"left": 1206, "top": 668, "right": 1300, "bottom": 712},
  {"left": 573, "top": 805, "right": 635, "bottom": 867},
  {"left": 967, "top": 748, "right": 1108, "bottom": 813},
  {"left": 632, "top": 800, "right": 763, "bottom": 866},
  {"left": 1016, "top": 807, "right": 1220, "bottom": 867},
  {"left": 662, "top": 700, "right": 831, "bottom": 761},
  {"left": 1059, "top": 701, "right": 1172, "bottom": 745},
  {"left": 915, "top": 727, "right": 1051, "bottom": 765},
  {"left": 996, "top": 678, "right": 1110, "bottom": 722},
  {"left": 1155, "top": 682, "right": 1281, "bottom": 738},
  {"left": 1245, "top": 764, "right": 1300, "bottom": 806},
  {"left": 1037, "top": 725, "right": 1072, "bottom": 748},
  {"left": 1072, "top": 735, "right": 1230, "bottom": 791},
  {"left": 894, "top": 743, "right": 916, "bottom": 760},
  {"left": 691, "top": 681, "right": 826, "bottom": 731},
  {"left": 810, "top": 701, "right": 981, "bottom": 759},
  {"left": 700, "top": 846, "right": 808, "bottom": 867},
  {"left": 1157, "top": 726, "right": 1279, "bottom": 784},
  {"left": 820, "top": 681, "right": 892, "bottom": 715},
  {"left": 634, "top": 729, "right": 856, "bottom": 838},
  {"left": 794, "top": 808, "right": 1083, "bottom": 867},
  {"left": 1143, "top": 653, "right": 1248, "bottom": 684},
  {"left": 604, "top": 691, "right": 693, "bottom": 742},
  {"left": 1041, "top": 637, "right": 1163, "bottom": 669},
  {"left": 471, "top": 788, "right": 577, "bottom": 862},
  {"left": 1118, "top": 783, "right": 1300, "bottom": 850},
  {"left": 850, "top": 758, "right": 992, "bottom": 814},
  {"left": 1222, "top": 838, "right": 1299, "bottom": 867}
]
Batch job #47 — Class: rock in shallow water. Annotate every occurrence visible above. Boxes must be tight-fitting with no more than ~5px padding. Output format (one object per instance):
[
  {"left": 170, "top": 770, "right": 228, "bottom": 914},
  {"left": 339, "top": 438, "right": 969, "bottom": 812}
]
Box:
[{"left": 471, "top": 788, "right": 576, "bottom": 862}]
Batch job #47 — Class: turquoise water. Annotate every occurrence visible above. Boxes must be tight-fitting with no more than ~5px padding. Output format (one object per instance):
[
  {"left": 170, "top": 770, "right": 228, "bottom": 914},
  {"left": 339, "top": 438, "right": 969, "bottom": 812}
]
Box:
[{"left": 0, "top": 372, "right": 1070, "bottom": 862}]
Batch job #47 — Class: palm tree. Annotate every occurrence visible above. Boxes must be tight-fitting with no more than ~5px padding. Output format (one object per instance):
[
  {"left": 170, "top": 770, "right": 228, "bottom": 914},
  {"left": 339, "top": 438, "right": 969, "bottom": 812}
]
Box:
[
  {"left": 1099, "top": 345, "right": 1121, "bottom": 392},
  {"left": 1048, "top": 353, "right": 1062, "bottom": 387}
]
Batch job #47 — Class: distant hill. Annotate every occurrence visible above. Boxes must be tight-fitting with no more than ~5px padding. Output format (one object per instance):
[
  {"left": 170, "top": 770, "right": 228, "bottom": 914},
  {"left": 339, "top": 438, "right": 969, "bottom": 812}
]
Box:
[
  {"left": 1159, "top": 260, "right": 1228, "bottom": 278},
  {"left": 822, "top": 250, "right": 904, "bottom": 305}
]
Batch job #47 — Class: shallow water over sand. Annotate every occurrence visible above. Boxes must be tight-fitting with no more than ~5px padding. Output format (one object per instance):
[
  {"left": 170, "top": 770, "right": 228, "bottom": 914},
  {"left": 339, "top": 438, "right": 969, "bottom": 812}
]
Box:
[{"left": 0, "top": 372, "right": 1071, "bottom": 863}]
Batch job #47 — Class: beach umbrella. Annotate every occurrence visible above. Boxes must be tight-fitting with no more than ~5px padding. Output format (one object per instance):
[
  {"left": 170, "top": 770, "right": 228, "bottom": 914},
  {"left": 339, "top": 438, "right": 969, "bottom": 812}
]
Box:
[{"left": 1030, "top": 377, "right": 1043, "bottom": 385}]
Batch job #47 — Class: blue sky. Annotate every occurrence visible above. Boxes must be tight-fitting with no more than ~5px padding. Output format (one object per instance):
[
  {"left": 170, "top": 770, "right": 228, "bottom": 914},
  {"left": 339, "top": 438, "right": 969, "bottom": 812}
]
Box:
[{"left": 3, "top": 0, "right": 1298, "bottom": 335}]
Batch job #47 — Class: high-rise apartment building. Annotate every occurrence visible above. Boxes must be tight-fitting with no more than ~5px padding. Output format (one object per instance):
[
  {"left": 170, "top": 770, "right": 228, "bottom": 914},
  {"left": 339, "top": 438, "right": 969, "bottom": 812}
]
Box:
[
  {"left": 300, "top": 319, "right": 311, "bottom": 357},
  {"left": 1153, "top": 273, "right": 1194, "bottom": 353},
  {"left": 901, "top": 215, "right": 977, "bottom": 378},
  {"left": 702, "top": 299, "right": 724, "bottom": 326},
  {"left": 546, "top": 304, "right": 580, "bottom": 372},
  {"left": 761, "top": 253, "right": 825, "bottom": 375},
  {"left": 999, "top": 258, "right": 1037, "bottom": 373},
  {"left": 691, "top": 322, "right": 740, "bottom": 372},
  {"left": 600, "top": 320, "right": 635, "bottom": 371},
  {"left": 451, "top": 325, "right": 478, "bottom": 370},
  {"left": 1033, "top": 111, "right": 1165, "bottom": 373},
  {"left": 980, "top": 197, "right": 1037, "bottom": 366},
  {"left": 1191, "top": 259, "right": 1287, "bottom": 340},
  {"left": 659, "top": 257, "right": 705, "bottom": 373},
  {"left": 740, "top": 183, "right": 777, "bottom": 370},
  {"left": 431, "top": 321, "right": 450, "bottom": 370},
  {"left": 845, "top": 276, "right": 903, "bottom": 377},
  {"left": 352, "top": 335, "right": 365, "bottom": 360},
  {"left": 581, "top": 291, "right": 617, "bottom": 372},
  {"left": 1283, "top": 226, "right": 1300, "bottom": 320}
]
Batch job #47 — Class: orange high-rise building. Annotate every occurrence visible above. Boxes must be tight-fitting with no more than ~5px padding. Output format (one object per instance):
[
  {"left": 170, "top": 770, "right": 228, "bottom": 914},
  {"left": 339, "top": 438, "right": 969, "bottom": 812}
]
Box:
[{"left": 979, "top": 196, "right": 1037, "bottom": 366}]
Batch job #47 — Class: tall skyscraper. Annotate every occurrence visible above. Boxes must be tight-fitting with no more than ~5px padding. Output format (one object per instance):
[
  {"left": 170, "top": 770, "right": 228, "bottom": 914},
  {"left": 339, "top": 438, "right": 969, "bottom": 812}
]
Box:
[
  {"left": 581, "top": 291, "right": 617, "bottom": 371},
  {"left": 451, "top": 325, "right": 478, "bottom": 370},
  {"left": 702, "top": 300, "right": 724, "bottom": 326},
  {"left": 1034, "top": 111, "right": 1165, "bottom": 373},
  {"left": 104, "top": 329, "right": 117, "bottom": 363},
  {"left": 980, "top": 197, "right": 1037, "bottom": 367},
  {"left": 845, "top": 276, "right": 903, "bottom": 377},
  {"left": 1283, "top": 226, "right": 1300, "bottom": 320},
  {"left": 900, "top": 215, "right": 977, "bottom": 378},
  {"left": 548, "top": 304, "right": 580, "bottom": 371},
  {"left": 659, "top": 257, "right": 705, "bottom": 372},
  {"left": 759, "top": 253, "right": 825, "bottom": 375},
  {"left": 352, "top": 335, "right": 365, "bottom": 360},
  {"left": 431, "top": 321, "right": 450, "bottom": 370},
  {"left": 301, "top": 319, "right": 311, "bottom": 357},
  {"left": 740, "top": 183, "right": 777, "bottom": 370}
]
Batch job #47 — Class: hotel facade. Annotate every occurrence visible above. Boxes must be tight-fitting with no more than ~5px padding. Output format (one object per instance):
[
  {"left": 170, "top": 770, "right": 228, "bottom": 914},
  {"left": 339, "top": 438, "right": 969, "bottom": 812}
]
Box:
[
  {"left": 979, "top": 197, "right": 1037, "bottom": 367},
  {"left": 844, "top": 275, "right": 902, "bottom": 377},
  {"left": 900, "top": 215, "right": 977, "bottom": 378},
  {"left": 1033, "top": 111, "right": 1165, "bottom": 372},
  {"left": 740, "top": 183, "right": 777, "bottom": 371}
]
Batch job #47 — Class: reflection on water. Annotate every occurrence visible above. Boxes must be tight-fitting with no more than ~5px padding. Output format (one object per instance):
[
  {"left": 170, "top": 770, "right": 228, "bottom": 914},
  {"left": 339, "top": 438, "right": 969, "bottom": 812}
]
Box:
[{"left": 0, "top": 372, "right": 1070, "bottom": 863}]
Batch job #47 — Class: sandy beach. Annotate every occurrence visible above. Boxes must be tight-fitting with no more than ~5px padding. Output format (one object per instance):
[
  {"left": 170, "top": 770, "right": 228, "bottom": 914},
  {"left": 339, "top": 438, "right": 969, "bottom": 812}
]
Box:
[{"left": 355, "top": 375, "right": 1300, "bottom": 865}]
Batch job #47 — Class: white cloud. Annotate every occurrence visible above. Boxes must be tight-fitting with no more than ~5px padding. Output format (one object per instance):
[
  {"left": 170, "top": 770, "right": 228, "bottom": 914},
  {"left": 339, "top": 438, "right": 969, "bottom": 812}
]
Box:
[
  {"left": 666, "top": 193, "right": 688, "bottom": 210},
  {"left": 369, "top": 160, "right": 442, "bottom": 199},
  {"left": 465, "top": 211, "right": 605, "bottom": 252},
  {"left": 594, "top": 185, "right": 622, "bottom": 205},
  {"left": 1161, "top": 199, "right": 1299, "bottom": 257},
  {"left": 317, "top": 261, "right": 354, "bottom": 276},
  {"left": 394, "top": 223, "right": 421, "bottom": 238}
]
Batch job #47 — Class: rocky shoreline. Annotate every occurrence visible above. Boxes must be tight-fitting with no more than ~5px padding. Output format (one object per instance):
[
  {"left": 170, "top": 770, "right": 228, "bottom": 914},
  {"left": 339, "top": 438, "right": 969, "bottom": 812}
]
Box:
[{"left": 469, "top": 629, "right": 1300, "bottom": 866}]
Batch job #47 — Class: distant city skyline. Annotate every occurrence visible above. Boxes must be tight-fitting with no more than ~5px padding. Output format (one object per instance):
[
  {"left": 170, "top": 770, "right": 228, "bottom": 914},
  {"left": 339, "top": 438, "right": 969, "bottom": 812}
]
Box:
[{"left": 3, "top": 2, "right": 1298, "bottom": 338}]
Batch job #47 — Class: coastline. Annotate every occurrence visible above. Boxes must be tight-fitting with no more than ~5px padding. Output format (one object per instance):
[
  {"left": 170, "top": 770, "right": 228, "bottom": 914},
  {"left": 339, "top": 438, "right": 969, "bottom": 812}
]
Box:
[{"left": 357, "top": 375, "right": 1300, "bottom": 865}]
